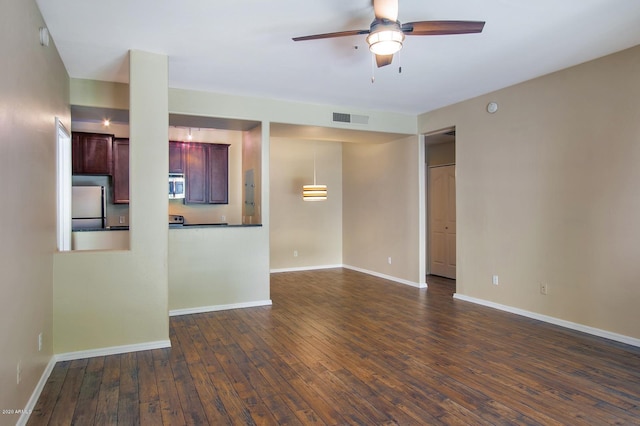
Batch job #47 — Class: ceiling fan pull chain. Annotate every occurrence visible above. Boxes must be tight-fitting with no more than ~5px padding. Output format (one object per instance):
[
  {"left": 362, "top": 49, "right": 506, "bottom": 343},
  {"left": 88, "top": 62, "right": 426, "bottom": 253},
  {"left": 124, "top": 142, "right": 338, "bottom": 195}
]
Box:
[
  {"left": 371, "top": 54, "right": 376, "bottom": 83},
  {"left": 398, "top": 50, "right": 402, "bottom": 74}
]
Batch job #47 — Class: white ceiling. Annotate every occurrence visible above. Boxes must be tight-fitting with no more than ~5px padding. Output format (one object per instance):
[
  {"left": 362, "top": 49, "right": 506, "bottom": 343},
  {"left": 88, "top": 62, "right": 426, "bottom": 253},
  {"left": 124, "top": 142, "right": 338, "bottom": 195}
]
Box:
[{"left": 37, "top": 0, "right": 640, "bottom": 116}]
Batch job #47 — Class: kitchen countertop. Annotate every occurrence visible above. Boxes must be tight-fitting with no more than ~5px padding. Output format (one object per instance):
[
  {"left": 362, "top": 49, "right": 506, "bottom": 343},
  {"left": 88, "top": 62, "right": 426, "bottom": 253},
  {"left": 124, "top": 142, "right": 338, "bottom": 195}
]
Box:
[
  {"left": 73, "top": 224, "right": 262, "bottom": 232},
  {"left": 171, "top": 223, "right": 262, "bottom": 228},
  {"left": 73, "top": 226, "right": 129, "bottom": 232}
]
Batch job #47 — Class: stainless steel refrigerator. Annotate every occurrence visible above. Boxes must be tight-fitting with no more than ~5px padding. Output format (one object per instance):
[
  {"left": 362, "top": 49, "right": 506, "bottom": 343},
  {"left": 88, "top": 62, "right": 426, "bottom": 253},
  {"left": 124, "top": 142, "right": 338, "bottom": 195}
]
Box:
[{"left": 72, "top": 186, "right": 106, "bottom": 230}]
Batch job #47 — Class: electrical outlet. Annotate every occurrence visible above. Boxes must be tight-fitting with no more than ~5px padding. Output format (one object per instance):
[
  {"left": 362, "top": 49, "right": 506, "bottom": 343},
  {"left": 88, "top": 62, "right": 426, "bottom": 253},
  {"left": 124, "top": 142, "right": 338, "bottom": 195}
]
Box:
[
  {"left": 540, "top": 283, "right": 548, "bottom": 295},
  {"left": 38, "top": 332, "right": 43, "bottom": 351},
  {"left": 492, "top": 275, "right": 499, "bottom": 285},
  {"left": 221, "top": 215, "right": 226, "bottom": 222},
  {"left": 119, "top": 215, "right": 125, "bottom": 224},
  {"left": 293, "top": 250, "right": 298, "bottom": 257},
  {"left": 17, "top": 361, "right": 21, "bottom": 384},
  {"left": 388, "top": 257, "right": 392, "bottom": 265}
]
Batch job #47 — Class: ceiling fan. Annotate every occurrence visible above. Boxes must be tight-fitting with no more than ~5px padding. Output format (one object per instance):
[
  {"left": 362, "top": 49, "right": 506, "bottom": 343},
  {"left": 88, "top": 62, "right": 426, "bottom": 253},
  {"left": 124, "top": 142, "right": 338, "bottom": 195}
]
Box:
[{"left": 292, "top": 0, "right": 485, "bottom": 68}]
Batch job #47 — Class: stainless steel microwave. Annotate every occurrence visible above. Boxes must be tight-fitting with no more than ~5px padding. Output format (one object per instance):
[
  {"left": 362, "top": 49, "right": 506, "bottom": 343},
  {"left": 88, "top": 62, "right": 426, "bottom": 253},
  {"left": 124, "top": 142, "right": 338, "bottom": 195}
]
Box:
[{"left": 169, "top": 174, "right": 185, "bottom": 199}]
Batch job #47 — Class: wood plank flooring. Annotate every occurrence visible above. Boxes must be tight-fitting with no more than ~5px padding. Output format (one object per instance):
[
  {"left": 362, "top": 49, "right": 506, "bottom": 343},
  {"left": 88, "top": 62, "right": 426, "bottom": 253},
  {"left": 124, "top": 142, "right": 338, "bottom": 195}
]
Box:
[{"left": 28, "top": 269, "right": 640, "bottom": 425}]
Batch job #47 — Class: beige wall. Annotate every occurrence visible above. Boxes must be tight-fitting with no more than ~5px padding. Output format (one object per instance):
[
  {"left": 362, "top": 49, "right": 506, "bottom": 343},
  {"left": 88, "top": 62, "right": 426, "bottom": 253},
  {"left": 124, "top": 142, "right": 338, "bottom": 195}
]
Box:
[
  {"left": 0, "top": 0, "right": 70, "bottom": 419},
  {"left": 270, "top": 138, "right": 343, "bottom": 270},
  {"left": 169, "top": 88, "right": 417, "bottom": 134},
  {"left": 53, "top": 50, "right": 170, "bottom": 353},
  {"left": 70, "top": 79, "right": 129, "bottom": 110},
  {"left": 343, "top": 136, "right": 425, "bottom": 285},
  {"left": 419, "top": 45, "right": 640, "bottom": 340},
  {"left": 72, "top": 230, "right": 129, "bottom": 251},
  {"left": 168, "top": 227, "right": 270, "bottom": 311}
]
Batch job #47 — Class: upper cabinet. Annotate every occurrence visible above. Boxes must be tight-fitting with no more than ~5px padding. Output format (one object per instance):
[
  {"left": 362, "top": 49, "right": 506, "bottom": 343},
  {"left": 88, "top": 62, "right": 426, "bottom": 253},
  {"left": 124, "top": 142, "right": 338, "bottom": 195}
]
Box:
[
  {"left": 184, "top": 143, "right": 230, "bottom": 204},
  {"left": 112, "top": 139, "right": 186, "bottom": 205},
  {"left": 207, "top": 144, "right": 229, "bottom": 204},
  {"left": 169, "top": 141, "right": 185, "bottom": 174},
  {"left": 70, "top": 133, "right": 231, "bottom": 206},
  {"left": 112, "top": 138, "right": 129, "bottom": 204},
  {"left": 72, "top": 132, "right": 113, "bottom": 175}
]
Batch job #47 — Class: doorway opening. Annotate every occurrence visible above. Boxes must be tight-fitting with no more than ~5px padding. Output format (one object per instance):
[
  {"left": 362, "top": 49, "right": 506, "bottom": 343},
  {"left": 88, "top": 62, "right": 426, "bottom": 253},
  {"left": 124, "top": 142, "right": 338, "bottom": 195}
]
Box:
[{"left": 425, "top": 128, "right": 456, "bottom": 286}]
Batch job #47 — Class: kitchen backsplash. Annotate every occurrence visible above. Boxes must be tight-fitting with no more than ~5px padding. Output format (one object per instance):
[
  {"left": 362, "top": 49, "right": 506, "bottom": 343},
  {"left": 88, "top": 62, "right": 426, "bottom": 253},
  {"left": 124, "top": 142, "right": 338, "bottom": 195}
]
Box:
[{"left": 168, "top": 199, "right": 240, "bottom": 225}]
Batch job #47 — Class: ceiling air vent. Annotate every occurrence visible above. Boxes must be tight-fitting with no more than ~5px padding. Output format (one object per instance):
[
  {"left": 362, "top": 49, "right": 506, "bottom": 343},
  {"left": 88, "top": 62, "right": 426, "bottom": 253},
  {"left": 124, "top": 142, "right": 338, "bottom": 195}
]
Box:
[{"left": 332, "top": 112, "right": 369, "bottom": 125}]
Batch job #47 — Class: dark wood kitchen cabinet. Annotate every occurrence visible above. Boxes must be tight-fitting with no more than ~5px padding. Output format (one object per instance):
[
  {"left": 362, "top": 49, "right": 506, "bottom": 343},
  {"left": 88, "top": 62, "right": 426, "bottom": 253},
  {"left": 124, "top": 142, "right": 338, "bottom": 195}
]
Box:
[
  {"left": 112, "top": 140, "right": 185, "bottom": 204},
  {"left": 72, "top": 132, "right": 113, "bottom": 175},
  {"left": 112, "top": 138, "right": 129, "bottom": 204},
  {"left": 169, "top": 141, "right": 185, "bottom": 173},
  {"left": 184, "top": 143, "right": 229, "bottom": 204},
  {"left": 207, "top": 144, "right": 229, "bottom": 203}
]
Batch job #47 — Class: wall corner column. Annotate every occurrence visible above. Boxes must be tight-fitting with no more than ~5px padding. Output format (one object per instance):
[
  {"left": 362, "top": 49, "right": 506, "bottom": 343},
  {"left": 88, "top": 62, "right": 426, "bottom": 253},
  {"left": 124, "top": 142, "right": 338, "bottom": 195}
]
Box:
[{"left": 129, "top": 49, "right": 170, "bottom": 319}]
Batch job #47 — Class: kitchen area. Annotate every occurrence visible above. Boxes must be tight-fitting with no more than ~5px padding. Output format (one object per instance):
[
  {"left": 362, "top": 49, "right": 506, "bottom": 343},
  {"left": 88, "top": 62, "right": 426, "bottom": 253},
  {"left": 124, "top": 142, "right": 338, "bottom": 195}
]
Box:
[{"left": 70, "top": 107, "right": 263, "bottom": 251}]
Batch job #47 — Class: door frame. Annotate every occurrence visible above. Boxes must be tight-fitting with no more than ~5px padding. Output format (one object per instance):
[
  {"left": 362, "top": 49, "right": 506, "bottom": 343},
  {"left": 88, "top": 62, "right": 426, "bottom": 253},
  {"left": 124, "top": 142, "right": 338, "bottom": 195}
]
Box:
[{"left": 423, "top": 126, "right": 456, "bottom": 281}]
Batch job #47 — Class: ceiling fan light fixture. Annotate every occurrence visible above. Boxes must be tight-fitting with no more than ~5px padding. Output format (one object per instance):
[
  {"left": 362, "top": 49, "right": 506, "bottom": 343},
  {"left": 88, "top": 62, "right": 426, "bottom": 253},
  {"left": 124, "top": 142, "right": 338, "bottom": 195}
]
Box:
[
  {"left": 367, "top": 20, "right": 405, "bottom": 55},
  {"left": 367, "top": 29, "right": 404, "bottom": 55}
]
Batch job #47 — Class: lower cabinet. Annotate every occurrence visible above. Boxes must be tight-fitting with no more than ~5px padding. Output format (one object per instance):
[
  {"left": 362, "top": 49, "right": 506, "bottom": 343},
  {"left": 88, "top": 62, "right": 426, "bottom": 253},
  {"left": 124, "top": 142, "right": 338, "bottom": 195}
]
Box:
[
  {"left": 112, "top": 138, "right": 129, "bottom": 204},
  {"left": 185, "top": 143, "right": 229, "bottom": 204}
]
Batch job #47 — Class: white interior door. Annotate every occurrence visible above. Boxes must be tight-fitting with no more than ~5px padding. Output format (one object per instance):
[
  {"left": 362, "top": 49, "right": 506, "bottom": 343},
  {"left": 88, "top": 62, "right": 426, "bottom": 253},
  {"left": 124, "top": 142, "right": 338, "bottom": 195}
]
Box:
[{"left": 429, "top": 165, "right": 456, "bottom": 279}]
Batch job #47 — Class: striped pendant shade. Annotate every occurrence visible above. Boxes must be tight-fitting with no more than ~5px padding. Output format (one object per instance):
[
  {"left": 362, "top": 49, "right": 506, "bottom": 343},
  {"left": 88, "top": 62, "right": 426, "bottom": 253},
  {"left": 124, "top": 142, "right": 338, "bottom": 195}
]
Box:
[
  {"left": 303, "top": 184, "right": 327, "bottom": 201},
  {"left": 303, "top": 145, "right": 327, "bottom": 201}
]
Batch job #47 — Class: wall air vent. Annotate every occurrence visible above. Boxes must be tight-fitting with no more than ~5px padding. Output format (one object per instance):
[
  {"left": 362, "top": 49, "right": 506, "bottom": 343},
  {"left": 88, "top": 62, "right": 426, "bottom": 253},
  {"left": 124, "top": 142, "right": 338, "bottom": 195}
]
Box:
[
  {"left": 332, "top": 112, "right": 369, "bottom": 125},
  {"left": 333, "top": 112, "right": 351, "bottom": 123}
]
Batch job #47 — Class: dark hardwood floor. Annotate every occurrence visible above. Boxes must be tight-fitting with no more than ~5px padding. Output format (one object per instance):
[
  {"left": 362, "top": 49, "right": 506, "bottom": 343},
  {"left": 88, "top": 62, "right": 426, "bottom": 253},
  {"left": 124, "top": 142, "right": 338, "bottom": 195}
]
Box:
[{"left": 28, "top": 269, "right": 640, "bottom": 425}]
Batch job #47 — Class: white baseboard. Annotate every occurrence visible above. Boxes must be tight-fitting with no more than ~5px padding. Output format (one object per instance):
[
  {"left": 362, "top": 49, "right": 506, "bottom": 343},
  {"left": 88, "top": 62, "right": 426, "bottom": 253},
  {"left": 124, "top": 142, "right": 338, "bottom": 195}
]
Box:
[
  {"left": 270, "top": 264, "right": 343, "bottom": 273},
  {"left": 343, "top": 264, "right": 427, "bottom": 288},
  {"left": 55, "top": 339, "right": 172, "bottom": 362},
  {"left": 17, "top": 356, "right": 57, "bottom": 426},
  {"left": 269, "top": 264, "right": 427, "bottom": 289},
  {"left": 169, "top": 299, "right": 272, "bottom": 317},
  {"left": 453, "top": 293, "right": 640, "bottom": 348}
]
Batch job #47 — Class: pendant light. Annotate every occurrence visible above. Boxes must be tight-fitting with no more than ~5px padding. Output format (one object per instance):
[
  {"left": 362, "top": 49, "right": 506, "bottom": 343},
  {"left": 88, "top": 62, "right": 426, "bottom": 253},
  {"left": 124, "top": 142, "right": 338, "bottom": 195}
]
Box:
[{"left": 303, "top": 145, "right": 327, "bottom": 201}]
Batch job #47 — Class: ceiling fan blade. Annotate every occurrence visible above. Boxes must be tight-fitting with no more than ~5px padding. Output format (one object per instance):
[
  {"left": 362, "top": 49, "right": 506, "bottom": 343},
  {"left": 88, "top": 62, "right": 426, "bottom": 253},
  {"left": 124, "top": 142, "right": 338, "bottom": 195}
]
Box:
[
  {"left": 293, "top": 29, "right": 369, "bottom": 42},
  {"left": 401, "top": 20, "right": 485, "bottom": 36},
  {"left": 373, "top": 0, "right": 398, "bottom": 21},
  {"left": 375, "top": 54, "right": 394, "bottom": 68}
]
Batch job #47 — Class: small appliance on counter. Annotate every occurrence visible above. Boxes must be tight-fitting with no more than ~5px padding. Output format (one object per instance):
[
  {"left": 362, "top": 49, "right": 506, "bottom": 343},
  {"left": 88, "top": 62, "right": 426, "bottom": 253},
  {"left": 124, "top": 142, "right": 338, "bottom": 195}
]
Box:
[
  {"left": 169, "top": 214, "right": 184, "bottom": 227},
  {"left": 72, "top": 186, "right": 106, "bottom": 230}
]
